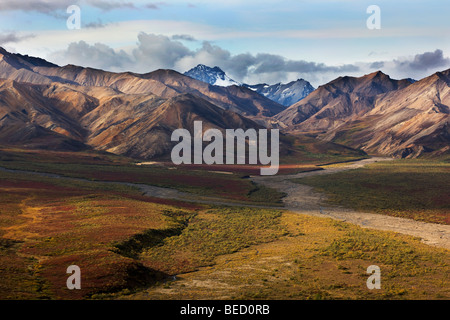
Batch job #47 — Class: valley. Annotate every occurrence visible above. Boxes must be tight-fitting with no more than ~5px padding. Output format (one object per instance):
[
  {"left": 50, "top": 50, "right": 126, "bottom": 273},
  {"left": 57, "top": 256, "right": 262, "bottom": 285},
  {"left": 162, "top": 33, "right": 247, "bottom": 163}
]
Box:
[
  {"left": 0, "top": 150, "right": 448, "bottom": 299},
  {"left": 0, "top": 47, "right": 448, "bottom": 301}
]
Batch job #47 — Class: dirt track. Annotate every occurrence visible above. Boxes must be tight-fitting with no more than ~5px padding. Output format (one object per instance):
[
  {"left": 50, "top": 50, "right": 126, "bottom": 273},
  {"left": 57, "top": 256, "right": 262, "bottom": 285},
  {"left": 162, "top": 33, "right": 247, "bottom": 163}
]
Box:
[{"left": 252, "top": 157, "right": 450, "bottom": 250}]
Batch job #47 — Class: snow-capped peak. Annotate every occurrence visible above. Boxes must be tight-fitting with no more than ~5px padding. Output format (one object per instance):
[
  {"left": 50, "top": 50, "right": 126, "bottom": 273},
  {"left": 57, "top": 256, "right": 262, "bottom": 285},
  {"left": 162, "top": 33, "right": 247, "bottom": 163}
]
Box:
[{"left": 184, "top": 64, "right": 241, "bottom": 87}]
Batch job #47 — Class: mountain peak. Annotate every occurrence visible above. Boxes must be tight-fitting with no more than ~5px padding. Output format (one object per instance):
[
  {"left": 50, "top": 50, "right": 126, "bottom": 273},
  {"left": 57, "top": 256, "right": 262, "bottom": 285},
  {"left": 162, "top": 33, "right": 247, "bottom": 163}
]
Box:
[
  {"left": 367, "top": 70, "right": 389, "bottom": 79},
  {"left": 184, "top": 64, "right": 240, "bottom": 87}
]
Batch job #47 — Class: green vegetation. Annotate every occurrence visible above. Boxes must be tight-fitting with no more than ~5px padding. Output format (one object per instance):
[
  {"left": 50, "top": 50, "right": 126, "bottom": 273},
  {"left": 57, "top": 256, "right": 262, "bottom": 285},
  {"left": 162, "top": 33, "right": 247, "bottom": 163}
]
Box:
[
  {"left": 322, "top": 221, "right": 442, "bottom": 272},
  {"left": 140, "top": 207, "right": 288, "bottom": 274},
  {"left": 127, "top": 213, "right": 449, "bottom": 300},
  {"left": 293, "top": 159, "right": 450, "bottom": 224},
  {"left": 112, "top": 210, "right": 193, "bottom": 259},
  {"left": 1, "top": 168, "right": 448, "bottom": 300}
]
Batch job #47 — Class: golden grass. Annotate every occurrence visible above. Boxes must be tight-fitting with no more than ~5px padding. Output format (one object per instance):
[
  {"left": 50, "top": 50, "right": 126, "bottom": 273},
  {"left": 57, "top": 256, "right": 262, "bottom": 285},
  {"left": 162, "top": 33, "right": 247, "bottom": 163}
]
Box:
[
  {"left": 1, "top": 166, "right": 448, "bottom": 300},
  {"left": 123, "top": 212, "right": 449, "bottom": 300}
]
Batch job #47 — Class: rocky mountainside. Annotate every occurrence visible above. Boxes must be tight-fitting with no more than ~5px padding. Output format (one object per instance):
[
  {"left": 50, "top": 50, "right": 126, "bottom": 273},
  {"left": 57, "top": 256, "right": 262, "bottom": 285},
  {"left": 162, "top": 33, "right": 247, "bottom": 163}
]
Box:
[
  {"left": 322, "top": 70, "right": 450, "bottom": 157},
  {"left": 276, "top": 71, "right": 412, "bottom": 131},
  {"left": 0, "top": 77, "right": 263, "bottom": 159}
]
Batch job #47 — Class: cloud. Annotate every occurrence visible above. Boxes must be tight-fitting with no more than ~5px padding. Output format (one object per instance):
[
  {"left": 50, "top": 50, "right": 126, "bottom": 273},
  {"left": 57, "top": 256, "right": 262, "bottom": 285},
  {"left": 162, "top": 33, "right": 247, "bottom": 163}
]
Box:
[
  {"left": 370, "top": 61, "right": 384, "bottom": 69},
  {"left": 145, "top": 2, "right": 167, "bottom": 9},
  {"left": 48, "top": 32, "right": 362, "bottom": 85},
  {"left": 0, "top": 32, "right": 35, "bottom": 45},
  {"left": 173, "top": 41, "right": 359, "bottom": 84},
  {"left": 252, "top": 53, "right": 359, "bottom": 74},
  {"left": 131, "top": 33, "right": 191, "bottom": 71},
  {"left": 88, "top": 0, "right": 135, "bottom": 11},
  {"left": 396, "top": 49, "right": 450, "bottom": 71},
  {"left": 84, "top": 20, "right": 106, "bottom": 29},
  {"left": 360, "top": 49, "right": 450, "bottom": 82},
  {"left": 47, "top": 34, "right": 450, "bottom": 86},
  {"left": 171, "top": 34, "right": 197, "bottom": 42},
  {"left": 48, "top": 40, "right": 132, "bottom": 71},
  {"left": 0, "top": 0, "right": 135, "bottom": 14}
]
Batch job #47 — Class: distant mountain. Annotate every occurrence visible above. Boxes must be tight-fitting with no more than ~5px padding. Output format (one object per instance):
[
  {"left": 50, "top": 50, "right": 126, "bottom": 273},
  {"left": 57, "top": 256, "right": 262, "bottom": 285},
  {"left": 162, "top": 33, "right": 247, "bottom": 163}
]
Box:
[
  {"left": 184, "top": 64, "right": 241, "bottom": 87},
  {"left": 244, "top": 79, "right": 315, "bottom": 107},
  {"left": 276, "top": 70, "right": 450, "bottom": 158},
  {"left": 184, "top": 64, "right": 315, "bottom": 106}
]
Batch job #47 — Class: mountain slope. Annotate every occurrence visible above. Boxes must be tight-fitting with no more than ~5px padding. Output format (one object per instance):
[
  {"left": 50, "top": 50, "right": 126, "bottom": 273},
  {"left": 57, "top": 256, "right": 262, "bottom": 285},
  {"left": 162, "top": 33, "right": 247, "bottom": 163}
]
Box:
[
  {"left": 276, "top": 71, "right": 412, "bottom": 132},
  {"left": 0, "top": 78, "right": 268, "bottom": 159},
  {"left": 141, "top": 69, "right": 285, "bottom": 117},
  {"left": 0, "top": 79, "right": 88, "bottom": 150},
  {"left": 274, "top": 70, "right": 449, "bottom": 158},
  {"left": 83, "top": 93, "right": 263, "bottom": 159}
]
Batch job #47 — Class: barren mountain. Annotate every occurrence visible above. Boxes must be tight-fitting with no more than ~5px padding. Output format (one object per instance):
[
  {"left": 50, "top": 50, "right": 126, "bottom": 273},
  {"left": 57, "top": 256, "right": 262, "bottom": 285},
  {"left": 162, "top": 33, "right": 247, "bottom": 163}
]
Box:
[
  {"left": 83, "top": 93, "right": 263, "bottom": 159},
  {"left": 0, "top": 77, "right": 267, "bottom": 158},
  {"left": 276, "top": 70, "right": 449, "bottom": 158},
  {"left": 276, "top": 71, "right": 412, "bottom": 132},
  {"left": 323, "top": 69, "right": 450, "bottom": 157}
]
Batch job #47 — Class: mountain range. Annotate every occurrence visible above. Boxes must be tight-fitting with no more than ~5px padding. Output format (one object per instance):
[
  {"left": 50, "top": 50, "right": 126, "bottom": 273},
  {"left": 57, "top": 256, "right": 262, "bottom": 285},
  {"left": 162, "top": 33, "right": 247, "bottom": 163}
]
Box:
[
  {"left": 0, "top": 48, "right": 284, "bottom": 159},
  {"left": 0, "top": 47, "right": 448, "bottom": 159},
  {"left": 184, "top": 64, "right": 315, "bottom": 106},
  {"left": 276, "top": 70, "right": 449, "bottom": 157}
]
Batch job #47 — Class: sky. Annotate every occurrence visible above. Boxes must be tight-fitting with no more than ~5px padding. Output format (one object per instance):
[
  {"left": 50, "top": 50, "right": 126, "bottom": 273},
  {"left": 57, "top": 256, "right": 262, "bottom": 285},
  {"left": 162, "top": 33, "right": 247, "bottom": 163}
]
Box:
[{"left": 0, "top": 0, "right": 449, "bottom": 87}]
